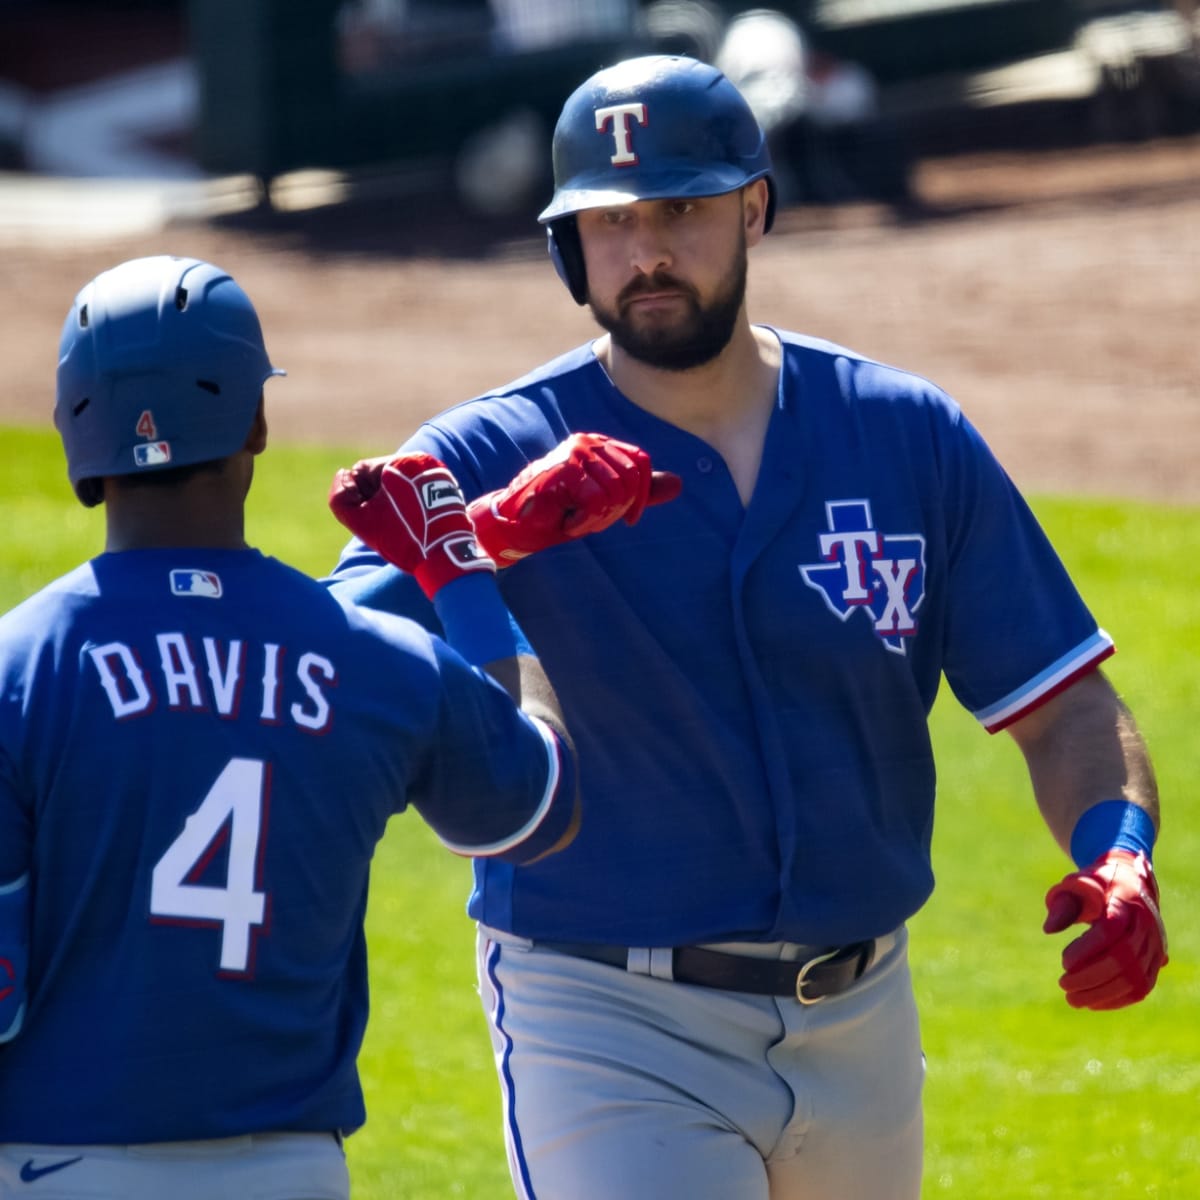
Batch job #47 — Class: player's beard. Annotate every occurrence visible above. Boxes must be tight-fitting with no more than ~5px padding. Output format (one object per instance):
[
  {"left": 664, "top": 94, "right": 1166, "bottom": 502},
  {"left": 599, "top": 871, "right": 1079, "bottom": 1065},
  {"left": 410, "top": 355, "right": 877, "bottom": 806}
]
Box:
[{"left": 589, "top": 239, "right": 748, "bottom": 372}]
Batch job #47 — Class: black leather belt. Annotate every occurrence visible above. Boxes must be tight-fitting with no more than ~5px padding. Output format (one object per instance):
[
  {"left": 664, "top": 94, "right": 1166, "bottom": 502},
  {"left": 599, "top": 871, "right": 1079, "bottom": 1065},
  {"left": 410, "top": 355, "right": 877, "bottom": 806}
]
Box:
[{"left": 534, "top": 939, "right": 877, "bottom": 1004}]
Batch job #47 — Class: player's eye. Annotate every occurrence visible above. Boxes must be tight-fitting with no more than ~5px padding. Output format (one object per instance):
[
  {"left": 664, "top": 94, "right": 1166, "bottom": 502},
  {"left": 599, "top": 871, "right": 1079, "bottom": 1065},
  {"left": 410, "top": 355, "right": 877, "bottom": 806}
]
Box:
[{"left": 665, "top": 200, "right": 695, "bottom": 217}]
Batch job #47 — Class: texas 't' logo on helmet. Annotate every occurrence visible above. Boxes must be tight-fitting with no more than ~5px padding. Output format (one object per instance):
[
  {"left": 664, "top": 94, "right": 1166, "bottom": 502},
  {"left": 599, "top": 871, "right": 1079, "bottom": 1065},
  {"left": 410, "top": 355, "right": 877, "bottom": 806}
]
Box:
[{"left": 595, "top": 102, "right": 647, "bottom": 166}]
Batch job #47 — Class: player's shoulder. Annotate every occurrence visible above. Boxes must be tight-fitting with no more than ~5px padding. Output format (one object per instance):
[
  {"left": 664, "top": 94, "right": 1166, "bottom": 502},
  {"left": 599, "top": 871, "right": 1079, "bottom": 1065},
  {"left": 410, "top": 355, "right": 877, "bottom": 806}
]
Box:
[
  {"left": 420, "top": 342, "right": 601, "bottom": 437},
  {"left": 0, "top": 563, "right": 100, "bottom": 643},
  {"left": 318, "top": 582, "right": 444, "bottom": 674},
  {"left": 480, "top": 342, "right": 600, "bottom": 399},
  {"left": 0, "top": 565, "right": 106, "bottom": 706},
  {"left": 401, "top": 342, "right": 604, "bottom": 489},
  {"left": 773, "top": 327, "right": 963, "bottom": 419},
  {"left": 250, "top": 566, "right": 449, "bottom": 699},
  {"left": 250, "top": 556, "right": 427, "bottom": 643},
  {"left": 328, "top": 591, "right": 490, "bottom": 720}
]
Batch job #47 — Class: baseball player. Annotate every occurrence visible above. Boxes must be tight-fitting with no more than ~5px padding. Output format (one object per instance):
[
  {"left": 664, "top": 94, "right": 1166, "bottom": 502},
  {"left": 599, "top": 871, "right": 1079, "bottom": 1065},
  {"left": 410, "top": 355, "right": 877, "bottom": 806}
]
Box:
[
  {"left": 329, "top": 55, "right": 1168, "bottom": 1200},
  {"left": 0, "top": 255, "right": 589, "bottom": 1199}
]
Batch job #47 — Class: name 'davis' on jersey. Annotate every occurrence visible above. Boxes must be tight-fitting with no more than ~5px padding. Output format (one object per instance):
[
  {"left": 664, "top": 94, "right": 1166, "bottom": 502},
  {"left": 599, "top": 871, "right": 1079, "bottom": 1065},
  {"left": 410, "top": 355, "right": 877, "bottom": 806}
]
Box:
[{"left": 88, "top": 634, "right": 337, "bottom": 732}]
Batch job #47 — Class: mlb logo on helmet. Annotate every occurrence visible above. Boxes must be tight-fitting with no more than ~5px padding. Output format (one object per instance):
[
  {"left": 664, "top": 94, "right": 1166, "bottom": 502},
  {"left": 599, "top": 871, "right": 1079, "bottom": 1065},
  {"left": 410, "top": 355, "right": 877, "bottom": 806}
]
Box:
[
  {"left": 169, "top": 570, "right": 223, "bottom": 598},
  {"left": 134, "top": 442, "right": 172, "bottom": 468}
]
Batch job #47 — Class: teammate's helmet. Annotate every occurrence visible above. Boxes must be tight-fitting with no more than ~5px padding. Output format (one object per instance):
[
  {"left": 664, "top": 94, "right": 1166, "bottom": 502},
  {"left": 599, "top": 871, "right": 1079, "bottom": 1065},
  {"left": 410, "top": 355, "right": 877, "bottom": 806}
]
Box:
[
  {"left": 55, "top": 255, "right": 285, "bottom": 506},
  {"left": 539, "top": 54, "right": 776, "bottom": 304}
]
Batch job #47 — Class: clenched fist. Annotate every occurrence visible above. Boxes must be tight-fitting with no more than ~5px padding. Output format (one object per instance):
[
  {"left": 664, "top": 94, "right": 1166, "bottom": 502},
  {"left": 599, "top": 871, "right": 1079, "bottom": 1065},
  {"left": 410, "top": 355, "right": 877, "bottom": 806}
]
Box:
[
  {"left": 468, "top": 432, "right": 683, "bottom": 565},
  {"left": 1043, "top": 850, "right": 1168, "bottom": 1010},
  {"left": 329, "top": 453, "right": 494, "bottom": 599}
]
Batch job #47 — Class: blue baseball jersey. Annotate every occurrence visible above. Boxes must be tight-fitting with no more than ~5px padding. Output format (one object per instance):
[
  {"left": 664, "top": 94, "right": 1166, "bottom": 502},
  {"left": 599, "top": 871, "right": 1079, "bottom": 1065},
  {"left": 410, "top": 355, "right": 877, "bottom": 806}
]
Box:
[
  {"left": 0, "top": 548, "right": 569, "bottom": 1143},
  {"left": 332, "top": 330, "right": 1113, "bottom": 947}
]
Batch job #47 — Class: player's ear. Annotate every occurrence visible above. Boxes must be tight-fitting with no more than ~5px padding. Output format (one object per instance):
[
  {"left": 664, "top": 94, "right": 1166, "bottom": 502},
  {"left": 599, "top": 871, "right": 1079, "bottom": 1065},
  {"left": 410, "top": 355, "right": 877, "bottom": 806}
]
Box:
[
  {"left": 743, "top": 179, "right": 770, "bottom": 244},
  {"left": 244, "top": 396, "right": 268, "bottom": 456}
]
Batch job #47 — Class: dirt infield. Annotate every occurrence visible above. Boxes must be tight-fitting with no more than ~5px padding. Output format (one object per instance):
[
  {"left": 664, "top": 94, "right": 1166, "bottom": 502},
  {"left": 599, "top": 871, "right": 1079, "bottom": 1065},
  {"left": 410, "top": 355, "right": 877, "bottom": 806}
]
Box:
[{"left": 3, "top": 136, "right": 1197, "bottom": 504}]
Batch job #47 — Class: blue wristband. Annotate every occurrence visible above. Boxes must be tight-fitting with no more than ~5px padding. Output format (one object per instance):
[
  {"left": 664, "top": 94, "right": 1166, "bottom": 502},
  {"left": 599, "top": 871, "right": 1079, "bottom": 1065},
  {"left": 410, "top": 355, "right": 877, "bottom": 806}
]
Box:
[
  {"left": 1069, "top": 799, "right": 1156, "bottom": 869},
  {"left": 431, "top": 572, "right": 534, "bottom": 667}
]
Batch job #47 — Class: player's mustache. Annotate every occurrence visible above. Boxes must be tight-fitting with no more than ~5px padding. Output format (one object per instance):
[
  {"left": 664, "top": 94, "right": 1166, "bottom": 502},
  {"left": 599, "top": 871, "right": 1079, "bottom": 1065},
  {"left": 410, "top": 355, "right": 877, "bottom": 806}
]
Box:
[{"left": 618, "top": 273, "right": 696, "bottom": 307}]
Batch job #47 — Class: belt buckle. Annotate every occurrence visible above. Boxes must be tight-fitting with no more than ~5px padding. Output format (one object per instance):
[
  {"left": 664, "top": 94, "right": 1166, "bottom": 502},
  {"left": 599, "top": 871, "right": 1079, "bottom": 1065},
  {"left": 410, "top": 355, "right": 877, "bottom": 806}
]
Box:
[{"left": 795, "top": 948, "right": 840, "bottom": 1005}]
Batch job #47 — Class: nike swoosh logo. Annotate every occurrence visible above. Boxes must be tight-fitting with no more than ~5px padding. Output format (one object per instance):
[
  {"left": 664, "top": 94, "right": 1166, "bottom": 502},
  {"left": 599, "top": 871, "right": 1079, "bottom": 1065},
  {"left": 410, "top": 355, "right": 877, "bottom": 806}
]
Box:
[{"left": 19, "top": 1156, "right": 83, "bottom": 1183}]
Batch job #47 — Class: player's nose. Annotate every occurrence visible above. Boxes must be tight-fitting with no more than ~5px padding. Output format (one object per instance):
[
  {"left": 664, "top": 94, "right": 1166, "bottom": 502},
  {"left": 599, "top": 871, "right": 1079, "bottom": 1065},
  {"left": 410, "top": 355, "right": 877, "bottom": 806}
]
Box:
[{"left": 627, "top": 218, "right": 673, "bottom": 276}]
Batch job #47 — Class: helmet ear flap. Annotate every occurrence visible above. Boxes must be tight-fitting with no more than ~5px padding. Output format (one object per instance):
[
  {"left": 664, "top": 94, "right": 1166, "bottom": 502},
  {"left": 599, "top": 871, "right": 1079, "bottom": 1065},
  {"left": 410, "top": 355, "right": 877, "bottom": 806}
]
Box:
[{"left": 547, "top": 218, "right": 588, "bottom": 306}]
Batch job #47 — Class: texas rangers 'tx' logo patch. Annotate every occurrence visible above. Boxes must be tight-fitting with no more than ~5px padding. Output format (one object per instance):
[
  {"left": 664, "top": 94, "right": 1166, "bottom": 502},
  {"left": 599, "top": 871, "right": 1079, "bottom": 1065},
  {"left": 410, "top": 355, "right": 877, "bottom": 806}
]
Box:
[{"left": 799, "top": 500, "right": 926, "bottom": 655}]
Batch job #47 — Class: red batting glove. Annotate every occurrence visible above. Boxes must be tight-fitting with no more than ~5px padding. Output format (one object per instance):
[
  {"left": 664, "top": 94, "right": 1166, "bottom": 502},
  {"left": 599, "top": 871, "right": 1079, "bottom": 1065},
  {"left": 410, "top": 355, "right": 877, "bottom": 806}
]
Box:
[
  {"left": 329, "top": 452, "right": 495, "bottom": 599},
  {"left": 467, "top": 433, "right": 683, "bottom": 565},
  {"left": 1042, "top": 850, "right": 1168, "bottom": 1010}
]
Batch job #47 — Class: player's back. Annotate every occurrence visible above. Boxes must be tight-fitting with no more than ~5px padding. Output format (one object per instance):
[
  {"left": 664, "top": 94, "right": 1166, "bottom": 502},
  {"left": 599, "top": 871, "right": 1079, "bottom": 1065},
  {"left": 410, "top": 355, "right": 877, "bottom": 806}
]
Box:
[{"left": 0, "top": 547, "right": 440, "bottom": 1142}]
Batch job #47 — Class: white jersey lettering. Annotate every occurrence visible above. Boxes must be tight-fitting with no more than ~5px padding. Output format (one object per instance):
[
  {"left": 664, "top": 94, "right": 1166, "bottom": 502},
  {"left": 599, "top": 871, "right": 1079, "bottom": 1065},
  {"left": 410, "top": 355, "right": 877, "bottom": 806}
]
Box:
[
  {"left": 873, "top": 559, "right": 919, "bottom": 635},
  {"left": 291, "top": 653, "right": 336, "bottom": 733},
  {"left": 157, "top": 632, "right": 205, "bottom": 710},
  {"left": 89, "top": 642, "right": 154, "bottom": 718},
  {"left": 90, "top": 635, "right": 335, "bottom": 732},
  {"left": 260, "top": 643, "right": 283, "bottom": 723},
  {"left": 818, "top": 530, "right": 881, "bottom": 603},
  {"left": 203, "top": 637, "right": 245, "bottom": 717},
  {"left": 149, "top": 757, "right": 269, "bottom": 975}
]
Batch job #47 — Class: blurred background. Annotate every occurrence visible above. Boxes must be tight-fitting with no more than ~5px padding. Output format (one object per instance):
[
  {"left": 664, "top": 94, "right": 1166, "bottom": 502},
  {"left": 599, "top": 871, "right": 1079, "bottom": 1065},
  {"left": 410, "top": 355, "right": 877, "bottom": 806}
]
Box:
[
  {"left": 1, "top": 11, "right": 1197, "bottom": 1197},
  {"left": 3, "top": 0, "right": 1198, "bottom": 496},
  {"left": 1, "top": 0, "right": 1198, "bottom": 227}
]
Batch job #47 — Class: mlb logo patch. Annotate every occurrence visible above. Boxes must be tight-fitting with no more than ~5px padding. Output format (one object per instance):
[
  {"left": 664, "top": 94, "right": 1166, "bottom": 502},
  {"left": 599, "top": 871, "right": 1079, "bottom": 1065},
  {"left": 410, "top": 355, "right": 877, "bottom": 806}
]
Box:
[
  {"left": 169, "top": 570, "right": 223, "bottom": 599},
  {"left": 134, "top": 441, "right": 171, "bottom": 467},
  {"left": 445, "top": 535, "right": 491, "bottom": 569}
]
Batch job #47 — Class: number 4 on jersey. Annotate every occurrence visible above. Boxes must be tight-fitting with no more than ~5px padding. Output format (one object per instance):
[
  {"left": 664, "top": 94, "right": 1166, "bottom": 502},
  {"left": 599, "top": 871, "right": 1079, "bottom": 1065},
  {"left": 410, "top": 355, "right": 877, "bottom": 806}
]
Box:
[{"left": 150, "top": 757, "right": 269, "bottom": 974}]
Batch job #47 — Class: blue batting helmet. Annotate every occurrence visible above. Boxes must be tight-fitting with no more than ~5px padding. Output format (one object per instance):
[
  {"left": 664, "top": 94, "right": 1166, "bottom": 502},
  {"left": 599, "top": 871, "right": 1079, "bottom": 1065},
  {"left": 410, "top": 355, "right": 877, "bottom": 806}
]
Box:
[
  {"left": 539, "top": 54, "right": 776, "bottom": 304},
  {"left": 55, "top": 256, "right": 285, "bottom": 506}
]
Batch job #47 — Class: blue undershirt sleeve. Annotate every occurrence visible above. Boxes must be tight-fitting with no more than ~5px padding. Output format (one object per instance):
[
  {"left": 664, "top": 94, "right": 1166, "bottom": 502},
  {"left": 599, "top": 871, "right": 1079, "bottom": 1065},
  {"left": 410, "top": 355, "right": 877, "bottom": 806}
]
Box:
[{"left": 431, "top": 573, "right": 533, "bottom": 667}]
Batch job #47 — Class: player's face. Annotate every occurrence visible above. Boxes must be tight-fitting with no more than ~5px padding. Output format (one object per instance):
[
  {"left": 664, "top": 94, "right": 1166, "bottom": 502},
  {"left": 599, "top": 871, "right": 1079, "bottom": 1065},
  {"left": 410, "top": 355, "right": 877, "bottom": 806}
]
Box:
[{"left": 578, "top": 192, "right": 750, "bottom": 371}]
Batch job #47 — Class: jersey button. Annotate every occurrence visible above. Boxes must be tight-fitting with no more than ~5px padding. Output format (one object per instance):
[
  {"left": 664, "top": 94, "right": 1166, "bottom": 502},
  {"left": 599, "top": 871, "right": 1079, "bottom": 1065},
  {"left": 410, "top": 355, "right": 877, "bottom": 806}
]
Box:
[{"left": 696, "top": 456, "right": 714, "bottom": 474}]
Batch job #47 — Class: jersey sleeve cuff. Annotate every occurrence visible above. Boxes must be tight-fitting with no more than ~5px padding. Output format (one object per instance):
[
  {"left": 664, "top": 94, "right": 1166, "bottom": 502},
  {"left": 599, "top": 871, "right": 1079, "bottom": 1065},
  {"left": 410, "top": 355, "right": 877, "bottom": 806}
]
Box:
[
  {"left": 437, "top": 715, "right": 572, "bottom": 862},
  {"left": 974, "top": 630, "right": 1115, "bottom": 733}
]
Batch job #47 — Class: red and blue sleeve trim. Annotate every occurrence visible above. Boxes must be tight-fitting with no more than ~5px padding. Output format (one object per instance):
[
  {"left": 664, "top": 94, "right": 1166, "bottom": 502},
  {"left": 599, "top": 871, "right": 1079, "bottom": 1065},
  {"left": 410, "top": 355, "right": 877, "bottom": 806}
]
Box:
[{"left": 974, "top": 630, "right": 1116, "bottom": 733}]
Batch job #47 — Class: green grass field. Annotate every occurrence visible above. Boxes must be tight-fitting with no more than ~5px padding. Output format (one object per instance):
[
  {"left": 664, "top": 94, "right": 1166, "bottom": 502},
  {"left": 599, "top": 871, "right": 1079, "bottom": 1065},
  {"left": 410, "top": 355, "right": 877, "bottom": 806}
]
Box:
[{"left": 2, "top": 424, "right": 1196, "bottom": 1197}]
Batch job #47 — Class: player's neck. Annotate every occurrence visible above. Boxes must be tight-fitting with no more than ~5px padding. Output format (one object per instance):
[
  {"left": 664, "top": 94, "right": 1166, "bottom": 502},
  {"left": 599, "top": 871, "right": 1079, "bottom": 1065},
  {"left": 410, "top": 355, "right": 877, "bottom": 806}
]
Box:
[
  {"left": 104, "top": 486, "right": 250, "bottom": 553},
  {"left": 601, "top": 323, "right": 779, "bottom": 507},
  {"left": 601, "top": 322, "right": 779, "bottom": 439}
]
